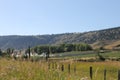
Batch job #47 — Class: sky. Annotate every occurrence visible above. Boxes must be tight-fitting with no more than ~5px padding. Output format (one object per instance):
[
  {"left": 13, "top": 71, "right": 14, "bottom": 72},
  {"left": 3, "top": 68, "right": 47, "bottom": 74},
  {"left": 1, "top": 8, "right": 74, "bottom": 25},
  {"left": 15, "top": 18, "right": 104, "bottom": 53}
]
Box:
[{"left": 0, "top": 0, "right": 120, "bottom": 35}]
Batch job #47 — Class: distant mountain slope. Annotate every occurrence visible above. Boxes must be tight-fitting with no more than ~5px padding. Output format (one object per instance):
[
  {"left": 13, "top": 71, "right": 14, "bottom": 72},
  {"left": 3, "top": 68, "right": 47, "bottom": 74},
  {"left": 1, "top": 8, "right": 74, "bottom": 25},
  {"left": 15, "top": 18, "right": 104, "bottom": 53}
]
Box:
[{"left": 0, "top": 27, "right": 120, "bottom": 49}]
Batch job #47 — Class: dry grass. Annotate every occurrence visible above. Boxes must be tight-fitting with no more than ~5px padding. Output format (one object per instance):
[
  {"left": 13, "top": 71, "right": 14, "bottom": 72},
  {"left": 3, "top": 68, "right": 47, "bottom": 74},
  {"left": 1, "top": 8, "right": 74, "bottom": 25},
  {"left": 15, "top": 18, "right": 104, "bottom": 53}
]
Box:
[
  {"left": 105, "top": 40, "right": 120, "bottom": 49},
  {"left": 91, "top": 40, "right": 120, "bottom": 49},
  {"left": 0, "top": 58, "right": 120, "bottom": 80}
]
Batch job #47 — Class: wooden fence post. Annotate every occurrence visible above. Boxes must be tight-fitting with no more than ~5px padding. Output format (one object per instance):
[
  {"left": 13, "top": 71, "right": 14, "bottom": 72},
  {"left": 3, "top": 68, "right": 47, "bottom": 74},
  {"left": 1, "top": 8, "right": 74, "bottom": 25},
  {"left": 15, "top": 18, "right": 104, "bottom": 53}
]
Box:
[
  {"left": 118, "top": 70, "right": 120, "bottom": 80},
  {"left": 90, "top": 66, "right": 93, "bottom": 80},
  {"left": 55, "top": 63, "right": 57, "bottom": 69},
  {"left": 68, "top": 64, "right": 70, "bottom": 73},
  {"left": 104, "top": 69, "right": 106, "bottom": 80},
  {"left": 52, "top": 62, "right": 54, "bottom": 69},
  {"left": 61, "top": 64, "right": 64, "bottom": 72},
  {"left": 48, "top": 63, "right": 50, "bottom": 69},
  {"left": 74, "top": 65, "right": 76, "bottom": 74}
]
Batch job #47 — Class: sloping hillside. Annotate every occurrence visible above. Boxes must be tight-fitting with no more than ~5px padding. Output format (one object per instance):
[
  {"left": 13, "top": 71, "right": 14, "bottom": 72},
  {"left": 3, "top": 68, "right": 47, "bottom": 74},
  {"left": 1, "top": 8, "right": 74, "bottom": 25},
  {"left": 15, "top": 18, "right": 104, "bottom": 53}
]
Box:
[
  {"left": 91, "top": 40, "right": 120, "bottom": 49},
  {"left": 0, "top": 27, "right": 120, "bottom": 49}
]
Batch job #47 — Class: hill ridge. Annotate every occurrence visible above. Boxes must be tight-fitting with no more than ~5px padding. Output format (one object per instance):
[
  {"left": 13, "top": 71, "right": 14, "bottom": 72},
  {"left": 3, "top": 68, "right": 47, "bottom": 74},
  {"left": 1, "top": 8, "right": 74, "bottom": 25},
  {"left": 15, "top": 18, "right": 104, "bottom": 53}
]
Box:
[{"left": 0, "top": 27, "right": 120, "bottom": 49}]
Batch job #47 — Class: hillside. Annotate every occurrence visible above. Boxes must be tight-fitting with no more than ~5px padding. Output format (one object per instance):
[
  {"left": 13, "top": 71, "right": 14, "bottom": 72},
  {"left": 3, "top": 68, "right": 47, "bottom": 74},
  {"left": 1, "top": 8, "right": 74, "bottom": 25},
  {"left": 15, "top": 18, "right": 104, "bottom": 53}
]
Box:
[{"left": 0, "top": 27, "right": 120, "bottom": 49}]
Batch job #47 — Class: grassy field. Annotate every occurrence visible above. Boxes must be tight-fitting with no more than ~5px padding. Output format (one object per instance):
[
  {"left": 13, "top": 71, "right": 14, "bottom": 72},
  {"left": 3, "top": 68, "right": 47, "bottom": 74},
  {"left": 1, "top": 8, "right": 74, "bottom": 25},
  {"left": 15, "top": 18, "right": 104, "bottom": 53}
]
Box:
[
  {"left": 0, "top": 58, "right": 120, "bottom": 80},
  {"left": 52, "top": 50, "right": 120, "bottom": 61}
]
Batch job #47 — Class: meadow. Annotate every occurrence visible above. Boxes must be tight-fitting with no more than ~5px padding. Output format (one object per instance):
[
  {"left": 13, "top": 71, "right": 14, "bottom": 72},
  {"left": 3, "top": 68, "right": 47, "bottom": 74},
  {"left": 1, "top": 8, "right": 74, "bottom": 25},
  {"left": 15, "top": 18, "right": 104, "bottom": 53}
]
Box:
[{"left": 0, "top": 57, "right": 120, "bottom": 80}]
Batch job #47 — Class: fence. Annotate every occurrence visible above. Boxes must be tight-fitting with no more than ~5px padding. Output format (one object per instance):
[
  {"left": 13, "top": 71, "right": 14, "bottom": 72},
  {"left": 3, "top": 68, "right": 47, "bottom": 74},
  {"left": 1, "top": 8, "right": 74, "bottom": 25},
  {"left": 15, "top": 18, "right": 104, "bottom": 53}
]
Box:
[{"left": 48, "top": 63, "right": 120, "bottom": 80}]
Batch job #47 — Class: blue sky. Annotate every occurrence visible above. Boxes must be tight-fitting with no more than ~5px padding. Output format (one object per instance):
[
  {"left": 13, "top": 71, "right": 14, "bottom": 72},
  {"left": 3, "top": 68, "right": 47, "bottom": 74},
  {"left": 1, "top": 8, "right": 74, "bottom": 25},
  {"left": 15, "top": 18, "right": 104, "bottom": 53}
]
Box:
[{"left": 0, "top": 0, "right": 120, "bottom": 35}]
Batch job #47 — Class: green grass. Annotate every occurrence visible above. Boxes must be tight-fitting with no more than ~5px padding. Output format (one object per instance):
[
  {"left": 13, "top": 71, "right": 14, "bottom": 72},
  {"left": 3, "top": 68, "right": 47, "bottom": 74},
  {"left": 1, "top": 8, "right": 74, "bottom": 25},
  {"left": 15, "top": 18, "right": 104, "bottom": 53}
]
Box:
[
  {"left": 101, "top": 51, "right": 120, "bottom": 58},
  {"left": 54, "top": 50, "right": 120, "bottom": 58},
  {"left": 0, "top": 58, "right": 120, "bottom": 80}
]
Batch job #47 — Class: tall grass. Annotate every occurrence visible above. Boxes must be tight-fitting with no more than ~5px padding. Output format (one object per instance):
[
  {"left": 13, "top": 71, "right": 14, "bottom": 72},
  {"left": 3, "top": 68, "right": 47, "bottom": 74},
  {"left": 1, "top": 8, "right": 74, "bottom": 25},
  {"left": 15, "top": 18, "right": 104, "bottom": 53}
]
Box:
[{"left": 0, "top": 58, "right": 120, "bottom": 80}]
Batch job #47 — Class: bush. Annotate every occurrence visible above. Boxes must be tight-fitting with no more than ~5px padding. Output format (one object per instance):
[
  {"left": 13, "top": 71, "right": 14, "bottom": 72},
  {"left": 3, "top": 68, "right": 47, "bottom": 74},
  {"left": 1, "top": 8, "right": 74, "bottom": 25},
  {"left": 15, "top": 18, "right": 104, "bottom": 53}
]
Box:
[{"left": 97, "top": 53, "right": 106, "bottom": 61}]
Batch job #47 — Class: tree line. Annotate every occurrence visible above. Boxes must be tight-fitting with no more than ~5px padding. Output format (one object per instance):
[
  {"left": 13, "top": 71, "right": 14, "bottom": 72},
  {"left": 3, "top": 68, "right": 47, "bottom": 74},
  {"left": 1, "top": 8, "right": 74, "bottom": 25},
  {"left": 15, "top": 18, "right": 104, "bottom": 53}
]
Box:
[
  {"left": 32, "top": 43, "right": 93, "bottom": 54},
  {"left": 0, "top": 43, "right": 92, "bottom": 58}
]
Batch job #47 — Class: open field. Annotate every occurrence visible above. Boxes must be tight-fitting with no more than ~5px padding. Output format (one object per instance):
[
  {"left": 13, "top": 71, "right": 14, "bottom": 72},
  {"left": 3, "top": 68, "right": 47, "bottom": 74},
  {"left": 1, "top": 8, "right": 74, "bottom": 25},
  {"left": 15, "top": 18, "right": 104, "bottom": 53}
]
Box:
[
  {"left": 0, "top": 58, "right": 120, "bottom": 80},
  {"left": 52, "top": 50, "right": 120, "bottom": 59}
]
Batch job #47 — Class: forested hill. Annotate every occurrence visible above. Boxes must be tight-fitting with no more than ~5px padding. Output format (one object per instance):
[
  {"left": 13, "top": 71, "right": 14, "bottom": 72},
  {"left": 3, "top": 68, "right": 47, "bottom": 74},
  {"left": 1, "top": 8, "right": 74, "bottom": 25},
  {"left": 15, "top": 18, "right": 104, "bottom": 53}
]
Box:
[{"left": 0, "top": 27, "right": 120, "bottom": 49}]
